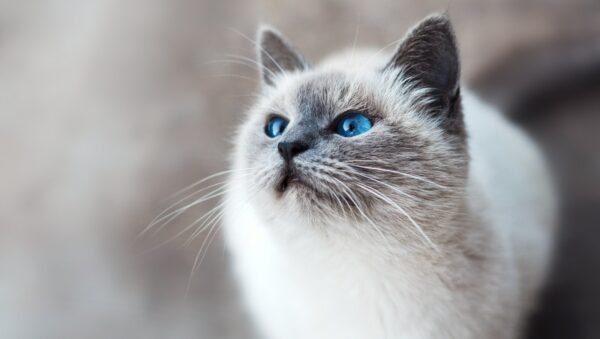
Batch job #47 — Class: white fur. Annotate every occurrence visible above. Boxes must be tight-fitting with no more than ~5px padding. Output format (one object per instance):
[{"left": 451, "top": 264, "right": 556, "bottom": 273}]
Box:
[{"left": 223, "top": 50, "right": 556, "bottom": 339}]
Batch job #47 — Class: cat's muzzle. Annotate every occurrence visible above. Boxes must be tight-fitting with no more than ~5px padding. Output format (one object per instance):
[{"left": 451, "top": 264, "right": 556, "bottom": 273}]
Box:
[{"left": 275, "top": 165, "right": 307, "bottom": 194}]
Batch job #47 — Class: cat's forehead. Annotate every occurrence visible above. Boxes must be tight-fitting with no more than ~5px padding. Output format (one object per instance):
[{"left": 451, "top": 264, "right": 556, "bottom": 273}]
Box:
[{"left": 267, "top": 71, "right": 376, "bottom": 120}]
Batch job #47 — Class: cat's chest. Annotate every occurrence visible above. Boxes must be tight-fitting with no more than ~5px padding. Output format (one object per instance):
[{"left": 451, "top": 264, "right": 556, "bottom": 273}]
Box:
[
  {"left": 238, "top": 242, "right": 416, "bottom": 338},
  {"left": 224, "top": 207, "right": 448, "bottom": 338}
]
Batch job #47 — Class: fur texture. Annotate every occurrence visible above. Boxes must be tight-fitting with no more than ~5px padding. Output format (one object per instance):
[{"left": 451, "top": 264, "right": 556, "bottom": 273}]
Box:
[{"left": 223, "top": 15, "right": 556, "bottom": 339}]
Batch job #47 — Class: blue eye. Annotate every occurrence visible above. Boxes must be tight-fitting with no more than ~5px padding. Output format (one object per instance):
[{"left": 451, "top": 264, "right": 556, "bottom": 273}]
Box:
[
  {"left": 336, "top": 112, "right": 372, "bottom": 137},
  {"left": 265, "top": 116, "right": 289, "bottom": 138}
]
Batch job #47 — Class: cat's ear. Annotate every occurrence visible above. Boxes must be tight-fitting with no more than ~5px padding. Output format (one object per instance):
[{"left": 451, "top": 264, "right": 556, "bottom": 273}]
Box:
[
  {"left": 257, "top": 25, "right": 310, "bottom": 86},
  {"left": 386, "top": 15, "right": 462, "bottom": 132}
]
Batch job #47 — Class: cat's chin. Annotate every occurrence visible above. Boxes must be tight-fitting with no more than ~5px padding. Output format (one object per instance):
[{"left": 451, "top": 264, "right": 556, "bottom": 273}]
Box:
[
  {"left": 272, "top": 171, "right": 334, "bottom": 211},
  {"left": 275, "top": 172, "right": 311, "bottom": 196}
]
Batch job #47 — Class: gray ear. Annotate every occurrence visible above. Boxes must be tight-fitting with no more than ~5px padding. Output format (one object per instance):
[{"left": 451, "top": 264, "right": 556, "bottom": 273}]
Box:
[
  {"left": 386, "top": 15, "right": 462, "bottom": 133},
  {"left": 257, "top": 26, "right": 309, "bottom": 86}
]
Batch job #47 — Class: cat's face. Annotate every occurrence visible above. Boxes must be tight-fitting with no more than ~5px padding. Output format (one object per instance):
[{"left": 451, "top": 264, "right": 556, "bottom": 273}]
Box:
[{"left": 233, "top": 15, "right": 468, "bottom": 244}]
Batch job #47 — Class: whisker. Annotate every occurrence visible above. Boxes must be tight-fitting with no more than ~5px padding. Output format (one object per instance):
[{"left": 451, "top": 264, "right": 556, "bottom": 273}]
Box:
[
  {"left": 346, "top": 169, "right": 418, "bottom": 201},
  {"left": 185, "top": 220, "right": 221, "bottom": 297},
  {"left": 148, "top": 170, "right": 267, "bottom": 255},
  {"left": 209, "top": 74, "right": 260, "bottom": 84},
  {"left": 139, "top": 202, "right": 225, "bottom": 255},
  {"left": 354, "top": 182, "right": 439, "bottom": 252},
  {"left": 146, "top": 181, "right": 228, "bottom": 233},
  {"left": 184, "top": 201, "right": 227, "bottom": 243},
  {"left": 183, "top": 173, "right": 267, "bottom": 296},
  {"left": 221, "top": 53, "right": 277, "bottom": 79},
  {"left": 141, "top": 167, "right": 261, "bottom": 239},
  {"left": 346, "top": 160, "right": 448, "bottom": 189},
  {"left": 184, "top": 205, "right": 226, "bottom": 247},
  {"left": 154, "top": 168, "right": 256, "bottom": 226},
  {"left": 145, "top": 185, "right": 230, "bottom": 237},
  {"left": 314, "top": 160, "right": 438, "bottom": 252},
  {"left": 327, "top": 175, "right": 396, "bottom": 254},
  {"left": 225, "top": 27, "right": 286, "bottom": 74},
  {"left": 183, "top": 171, "right": 269, "bottom": 245},
  {"left": 164, "top": 167, "right": 258, "bottom": 202},
  {"left": 316, "top": 174, "right": 364, "bottom": 240}
]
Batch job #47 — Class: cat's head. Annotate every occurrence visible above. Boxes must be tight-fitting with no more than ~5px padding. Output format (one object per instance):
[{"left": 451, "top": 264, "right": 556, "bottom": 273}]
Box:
[{"left": 232, "top": 15, "right": 468, "bottom": 246}]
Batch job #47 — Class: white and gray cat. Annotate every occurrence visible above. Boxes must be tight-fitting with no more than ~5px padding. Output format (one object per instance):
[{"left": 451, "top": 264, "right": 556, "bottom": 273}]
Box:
[{"left": 223, "top": 14, "right": 556, "bottom": 339}]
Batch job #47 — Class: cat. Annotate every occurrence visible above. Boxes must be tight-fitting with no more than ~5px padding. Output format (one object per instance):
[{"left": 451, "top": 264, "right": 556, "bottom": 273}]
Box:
[{"left": 222, "top": 14, "right": 556, "bottom": 339}]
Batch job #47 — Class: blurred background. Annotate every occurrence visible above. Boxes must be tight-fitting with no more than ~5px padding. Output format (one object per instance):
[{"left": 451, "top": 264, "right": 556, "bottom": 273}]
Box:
[{"left": 1, "top": 0, "right": 599, "bottom": 338}]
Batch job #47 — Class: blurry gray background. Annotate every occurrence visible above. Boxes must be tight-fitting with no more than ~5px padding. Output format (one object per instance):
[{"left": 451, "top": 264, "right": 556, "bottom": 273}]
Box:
[{"left": 1, "top": 1, "right": 599, "bottom": 338}]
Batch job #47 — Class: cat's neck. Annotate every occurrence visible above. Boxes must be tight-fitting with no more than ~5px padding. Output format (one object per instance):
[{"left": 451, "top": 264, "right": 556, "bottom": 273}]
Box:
[{"left": 267, "top": 190, "right": 490, "bottom": 271}]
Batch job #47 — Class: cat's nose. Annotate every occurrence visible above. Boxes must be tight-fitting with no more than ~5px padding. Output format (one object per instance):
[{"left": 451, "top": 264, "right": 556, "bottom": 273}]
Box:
[{"left": 278, "top": 141, "right": 309, "bottom": 162}]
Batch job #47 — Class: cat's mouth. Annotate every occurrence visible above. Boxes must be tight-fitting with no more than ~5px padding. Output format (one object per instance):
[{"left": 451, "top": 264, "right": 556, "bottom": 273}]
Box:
[{"left": 275, "top": 170, "right": 309, "bottom": 194}]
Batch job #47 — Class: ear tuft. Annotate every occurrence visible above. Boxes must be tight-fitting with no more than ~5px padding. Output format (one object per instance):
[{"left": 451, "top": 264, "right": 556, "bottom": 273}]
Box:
[
  {"left": 257, "top": 25, "right": 309, "bottom": 86},
  {"left": 386, "top": 14, "right": 461, "bottom": 132}
]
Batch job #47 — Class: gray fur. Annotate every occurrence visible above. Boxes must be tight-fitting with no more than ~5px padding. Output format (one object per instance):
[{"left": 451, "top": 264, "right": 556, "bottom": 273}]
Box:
[
  {"left": 385, "top": 15, "right": 463, "bottom": 137},
  {"left": 244, "top": 16, "right": 467, "bottom": 247}
]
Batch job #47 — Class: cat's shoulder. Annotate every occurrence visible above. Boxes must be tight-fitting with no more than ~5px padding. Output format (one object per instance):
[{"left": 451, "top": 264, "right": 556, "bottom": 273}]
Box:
[{"left": 463, "top": 90, "right": 556, "bottom": 228}]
